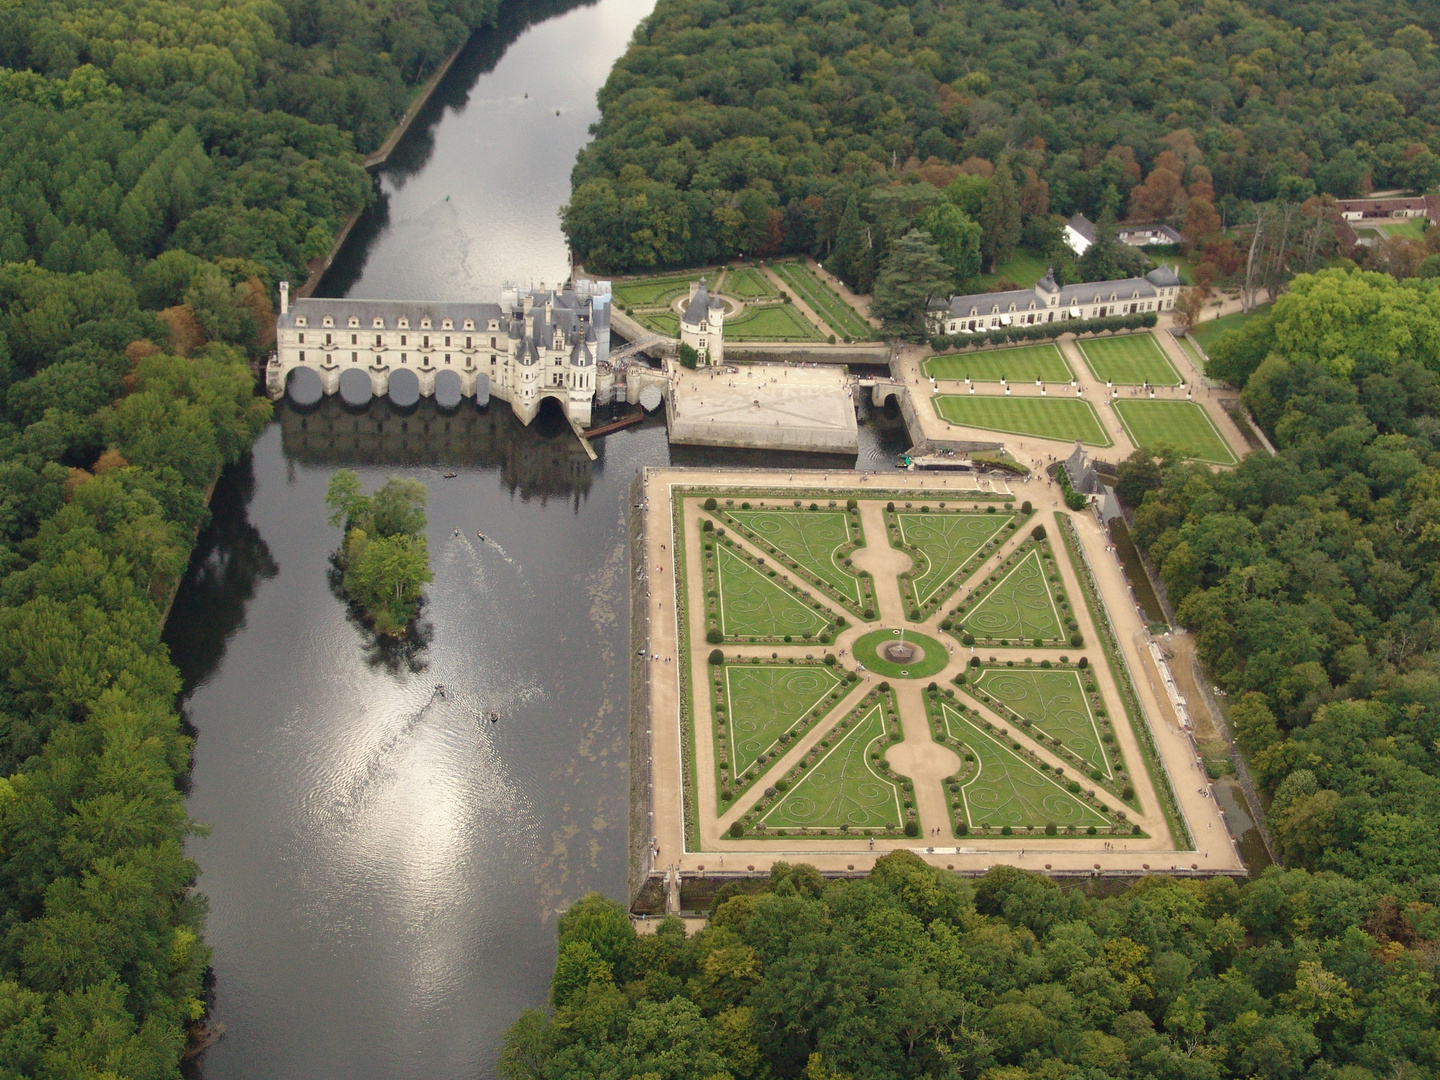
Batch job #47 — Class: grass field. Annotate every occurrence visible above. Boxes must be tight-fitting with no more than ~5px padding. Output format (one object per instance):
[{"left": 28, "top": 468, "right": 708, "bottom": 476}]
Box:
[
  {"left": 1190, "top": 303, "right": 1271, "bottom": 354},
  {"left": 634, "top": 311, "right": 679, "bottom": 336},
  {"left": 852, "top": 629, "right": 950, "bottom": 679},
  {"left": 612, "top": 274, "right": 701, "bottom": 309},
  {"left": 725, "top": 510, "right": 867, "bottom": 610},
  {"left": 715, "top": 546, "right": 829, "bottom": 639},
  {"left": 974, "top": 252, "right": 1050, "bottom": 291},
  {"left": 720, "top": 664, "right": 845, "bottom": 780},
  {"left": 1383, "top": 218, "right": 1428, "bottom": 241},
  {"left": 958, "top": 548, "right": 1066, "bottom": 644},
  {"left": 923, "top": 344, "right": 1074, "bottom": 384},
  {"left": 1113, "top": 400, "right": 1238, "bottom": 465},
  {"left": 773, "top": 261, "right": 874, "bottom": 341},
  {"left": 723, "top": 303, "right": 825, "bottom": 342},
  {"left": 762, "top": 704, "right": 901, "bottom": 830},
  {"left": 933, "top": 395, "right": 1112, "bottom": 446},
  {"left": 894, "top": 511, "right": 1012, "bottom": 610},
  {"left": 1077, "top": 334, "right": 1182, "bottom": 385},
  {"left": 938, "top": 704, "right": 1109, "bottom": 831},
  {"left": 722, "top": 267, "right": 778, "bottom": 299},
  {"left": 970, "top": 670, "right": 1113, "bottom": 777}
]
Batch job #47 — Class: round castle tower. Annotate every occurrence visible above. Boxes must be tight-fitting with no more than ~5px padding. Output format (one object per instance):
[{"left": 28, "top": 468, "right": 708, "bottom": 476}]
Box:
[{"left": 679, "top": 277, "right": 724, "bottom": 367}]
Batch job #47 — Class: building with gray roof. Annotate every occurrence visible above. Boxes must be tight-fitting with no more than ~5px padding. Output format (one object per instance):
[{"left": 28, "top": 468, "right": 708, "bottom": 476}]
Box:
[
  {"left": 679, "top": 277, "right": 725, "bottom": 367},
  {"left": 267, "top": 279, "right": 612, "bottom": 424},
  {"left": 930, "top": 266, "right": 1181, "bottom": 337}
]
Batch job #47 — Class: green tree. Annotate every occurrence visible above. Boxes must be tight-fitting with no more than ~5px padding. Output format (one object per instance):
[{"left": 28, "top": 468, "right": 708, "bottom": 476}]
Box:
[
  {"left": 980, "top": 156, "right": 1022, "bottom": 271},
  {"left": 1115, "top": 448, "right": 1164, "bottom": 507},
  {"left": 340, "top": 530, "right": 432, "bottom": 635},
  {"left": 870, "top": 229, "right": 952, "bottom": 340},
  {"left": 1078, "top": 208, "right": 1144, "bottom": 282},
  {"left": 370, "top": 477, "right": 427, "bottom": 538},
  {"left": 920, "top": 202, "right": 983, "bottom": 286},
  {"left": 829, "top": 194, "right": 870, "bottom": 292}
]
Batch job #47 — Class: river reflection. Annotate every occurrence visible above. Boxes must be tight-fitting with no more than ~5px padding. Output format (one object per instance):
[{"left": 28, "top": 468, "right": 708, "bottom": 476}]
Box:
[{"left": 280, "top": 396, "right": 601, "bottom": 505}]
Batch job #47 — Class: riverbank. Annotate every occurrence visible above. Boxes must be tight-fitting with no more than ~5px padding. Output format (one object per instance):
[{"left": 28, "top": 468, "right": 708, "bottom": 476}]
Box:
[{"left": 296, "top": 40, "right": 469, "bottom": 298}]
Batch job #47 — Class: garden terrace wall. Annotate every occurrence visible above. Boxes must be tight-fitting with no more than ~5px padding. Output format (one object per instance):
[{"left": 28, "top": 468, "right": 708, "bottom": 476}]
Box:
[{"left": 1056, "top": 513, "right": 1191, "bottom": 849}]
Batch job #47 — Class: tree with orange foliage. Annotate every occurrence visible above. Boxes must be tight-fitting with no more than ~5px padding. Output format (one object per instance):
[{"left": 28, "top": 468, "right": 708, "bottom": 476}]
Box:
[
  {"left": 158, "top": 306, "right": 206, "bottom": 356},
  {"left": 1181, "top": 197, "right": 1222, "bottom": 249},
  {"left": 1129, "top": 151, "right": 1185, "bottom": 221}
]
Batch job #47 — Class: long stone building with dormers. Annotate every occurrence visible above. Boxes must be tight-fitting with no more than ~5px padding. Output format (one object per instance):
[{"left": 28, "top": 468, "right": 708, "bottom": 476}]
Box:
[
  {"left": 931, "top": 266, "right": 1181, "bottom": 337},
  {"left": 268, "top": 280, "right": 612, "bottom": 425}
]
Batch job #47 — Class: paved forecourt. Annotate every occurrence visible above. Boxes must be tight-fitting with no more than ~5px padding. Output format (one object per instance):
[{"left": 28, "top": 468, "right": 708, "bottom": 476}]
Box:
[{"left": 642, "top": 466, "right": 1243, "bottom": 880}]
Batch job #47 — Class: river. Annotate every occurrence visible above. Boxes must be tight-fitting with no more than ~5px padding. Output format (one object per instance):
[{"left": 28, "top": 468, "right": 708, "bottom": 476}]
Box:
[{"left": 167, "top": 2, "right": 907, "bottom": 1076}]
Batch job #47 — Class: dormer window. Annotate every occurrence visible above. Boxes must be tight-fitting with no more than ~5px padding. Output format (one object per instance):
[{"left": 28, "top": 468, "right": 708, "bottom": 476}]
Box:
[
  {"left": 398, "top": 318, "right": 409, "bottom": 329},
  {"left": 463, "top": 320, "right": 474, "bottom": 330},
  {"left": 442, "top": 319, "right": 453, "bottom": 330},
  {"left": 347, "top": 317, "right": 359, "bottom": 328},
  {"left": 420, "top": 318, "right": 432, "bottom": 329},
  {"left": 373, "top": 318, "right": 385, "bottom": 328},
  {"left": 322, "top": 317, "right": 334, "bottom": 328},
  {"left": 296, "top": 316, "right": 307, "bottom": 326}
]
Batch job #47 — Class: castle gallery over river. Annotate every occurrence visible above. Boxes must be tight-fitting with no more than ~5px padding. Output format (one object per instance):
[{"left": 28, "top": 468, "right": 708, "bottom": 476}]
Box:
[{"left": 268, "top": 279, "right": 614, "bottom": 425}]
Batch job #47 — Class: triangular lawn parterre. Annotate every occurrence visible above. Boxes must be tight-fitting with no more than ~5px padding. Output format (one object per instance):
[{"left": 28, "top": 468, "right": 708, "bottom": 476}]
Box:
[
  {"left": 893, "top": 511, "right": 1014, "bottom": 612},
  {"left": 938, "top": 703, "right": 1109, "bottom": 832},
  {"left": 723, "top": 509, "right": 870, "bottom": 615},
  {"left": 716, "top": 663, "right": 847, "bottom": 809},
  {"left": 957, "top": 546, "right": 1068, "bottom": 645},
  {"left": 967, "top": 668, "right": 1114, "bottom": 778},
  {"left": 761, "top": 703, "right": 901, "bottom": 830},
  {"left": 713, "top": 545, "right": 831, "bottom": 640}
]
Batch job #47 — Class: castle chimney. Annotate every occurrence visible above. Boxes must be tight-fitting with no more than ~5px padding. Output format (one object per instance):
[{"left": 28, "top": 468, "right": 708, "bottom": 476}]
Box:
[{"left": 279, "top": 280, "right": 289, "bottom": 315}]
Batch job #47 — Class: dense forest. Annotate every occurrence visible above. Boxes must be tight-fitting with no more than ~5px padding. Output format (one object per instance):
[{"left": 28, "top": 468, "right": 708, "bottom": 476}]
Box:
[
  {"left": 0, "top": 0, "right": 503, "bottom": 1074},
  {"left": 503, "top": 856, "right": 1440, "bottom": 1080},
  {"left": 1118, "top": 268, "right": 1440, "bottom": 894},
  {"left": 564, "top": 0, "right": 1440, "bottom": 280}
]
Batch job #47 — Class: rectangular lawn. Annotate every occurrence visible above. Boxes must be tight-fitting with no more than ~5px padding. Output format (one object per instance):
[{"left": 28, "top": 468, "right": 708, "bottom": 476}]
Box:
[
  {"left": 1112, "top": 400, "right": 1237, "bottom": 465},
  {"left": 924, "top": 344, "right": 1074, "bottom": 384},
  {"left": 933, "top": 394, "right": 1111, "bottom": 447},
  {"left": 1078, "top": 334, "right": 1182, "bottom": 385}
]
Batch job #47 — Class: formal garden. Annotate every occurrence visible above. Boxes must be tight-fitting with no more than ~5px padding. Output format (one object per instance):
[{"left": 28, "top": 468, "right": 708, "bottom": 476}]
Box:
[
  {"left": 718, "top": 504, "right": 875, "bottom": 617},
  {"left": 930, "top": 696, "right": 1114, "bottom": 835},
  {"left": 889, "top": 505, "right": 1021, "bottom": 617},
  {"left": 607, "top": 263, "right": 843, "bottom": 342},
  {"left": 671, "top": 487, "right": 1174, "bottom": 848},
  {"left": 965, "top": 667, "right": 1115, "bottom": 780},
  {"left": 771, "top": 260, "right": 876, "bottom": 341}
]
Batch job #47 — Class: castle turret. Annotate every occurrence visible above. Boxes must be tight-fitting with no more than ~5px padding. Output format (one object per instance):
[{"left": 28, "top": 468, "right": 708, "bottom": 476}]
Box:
[{"left": 679, "top": 276, "right": 723, "bottom": 367}]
